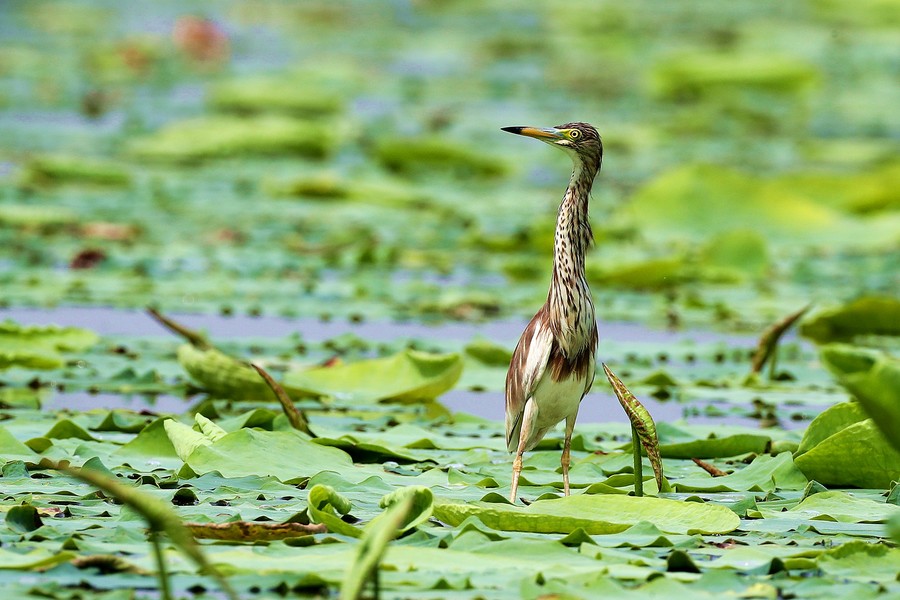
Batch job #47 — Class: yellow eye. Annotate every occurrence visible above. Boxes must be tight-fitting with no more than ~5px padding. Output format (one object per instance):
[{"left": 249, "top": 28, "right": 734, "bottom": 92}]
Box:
[{"left": 568, "top": 129, "right": 581, "bottom": 140}]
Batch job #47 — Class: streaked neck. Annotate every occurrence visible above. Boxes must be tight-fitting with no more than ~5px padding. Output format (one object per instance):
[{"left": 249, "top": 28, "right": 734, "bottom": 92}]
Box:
[{"left": 547, "top": 160, "right": 597, "bottom": 354}]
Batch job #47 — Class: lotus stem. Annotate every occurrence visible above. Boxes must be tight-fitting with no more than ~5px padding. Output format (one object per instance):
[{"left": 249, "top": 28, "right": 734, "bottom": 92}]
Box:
[
  {"left": 632, "top": 424, "right": 643, "bottom": 497},
  {"left": 149, "top": 530, "right": 174, "bottom": 600}
]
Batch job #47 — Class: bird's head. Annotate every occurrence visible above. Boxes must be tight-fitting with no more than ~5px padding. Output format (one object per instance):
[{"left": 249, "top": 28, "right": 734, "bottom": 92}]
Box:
[{"left": 502, "top": 122, "right": 602, "bottom": 173}]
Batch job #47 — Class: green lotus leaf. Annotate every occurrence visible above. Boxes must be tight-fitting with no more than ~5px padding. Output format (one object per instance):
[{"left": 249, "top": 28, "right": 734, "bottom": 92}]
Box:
[
  {"left": 284, "top": 350, "right": 462, "bottom": 404},
  {"left": 20, "top": 154, "right": 131, "bottom": 187},
  {"left": 433, "top": 493, "right": 739, "bottom": 535},
  {"left": 817, "top": 540, "right": 900, "bottom": 582},
  {"left": 126, "top": 116, "right": 335, "bottom": 162},
  {"left": 183, "top": 429, "right": 353, "bottom": 482},
  {"left": 652, "top": 52, "right": 818, "bottom": 99},
  {"left": 795, "top": 401, "right": 868, "bottom": 456},
  {"left": 794, "top": 418, "right": 900, "bottom": 489},
  {"left": 660, "top": 433, "right": 771, "bottom": 459},
  {"left": 800, "top": 297, "right": 900, "bottom": 342},
  {"left": 818, "top": 345, "right": 900, "bottom": 453},
  {"left": 0, "top": 322, "right": 99, "bottom": 371},
  {"left": 673, "top": 452, "right": 807, "bottom": 493},
  {"left": 779, "top": 491, "right": 899, "bottom": 524},
  {"left": 209, "top": 75, "right": 343, "bottom": 116}
]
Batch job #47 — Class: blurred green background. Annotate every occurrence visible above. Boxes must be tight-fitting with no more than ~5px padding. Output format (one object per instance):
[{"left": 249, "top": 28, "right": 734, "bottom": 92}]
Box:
[{"left": 0, "top": 0, "right": 897, "bottom": 330}]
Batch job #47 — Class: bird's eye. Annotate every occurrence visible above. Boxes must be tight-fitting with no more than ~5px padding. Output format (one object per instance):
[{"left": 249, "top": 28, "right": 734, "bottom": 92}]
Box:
[{"left": 568, "top": 130, "right": 581, "bottom": 140}]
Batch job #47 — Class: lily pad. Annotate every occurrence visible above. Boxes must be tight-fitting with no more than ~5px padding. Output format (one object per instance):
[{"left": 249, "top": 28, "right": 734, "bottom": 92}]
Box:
[
  {"left": 673, "top": 452, "right": 807, "bottom": 493},
  {"left": 652, "top": 52, "right": 818, "bottom": 98},
  {"left": 0, "top": 321, "right": 99, "bottom": 370},
  {"left": 617, "top": 164, "right": 842, "bottom": 242},
  {"left": 781, "top": 491, "right": 899, "bottom": 524},
  {"left": 19, "top": 154, "right": 131, "bottom": 187},
  {"left": 126, "top": 116, "right": 334, "bottom": 162},
  {"left": 433, "top": 494, "right": 740, "bottom": 535},
  {"left": 284, "top": 350, "right": 462, "bottom": 404},
  {"left": 208, "top": 75, "right": 343, "bottom": 116},
  {"left": 183, "top": 429, "right": 353, "bottom": 482},
  {"left": 374, "top": 136, "right": 506, "bottom": 178}
]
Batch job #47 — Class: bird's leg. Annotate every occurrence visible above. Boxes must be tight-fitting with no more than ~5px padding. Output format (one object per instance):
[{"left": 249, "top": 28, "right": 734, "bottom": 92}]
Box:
[
  {"left": 510, "top": 399, "right": 537, "bottom": 503},
  {"left": 510, "top": 452, "right": 523, "bottom": 503},
  {"left": 562, "top": 412, "right": 578, "bottom": 496}
]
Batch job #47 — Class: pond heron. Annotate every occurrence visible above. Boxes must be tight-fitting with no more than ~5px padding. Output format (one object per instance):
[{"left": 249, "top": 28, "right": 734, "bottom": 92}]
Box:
[{"left": 501, "top": 122, "right": 602, "bottom": 502}]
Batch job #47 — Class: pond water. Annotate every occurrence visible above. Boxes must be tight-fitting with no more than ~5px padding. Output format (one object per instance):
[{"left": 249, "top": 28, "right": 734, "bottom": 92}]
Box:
[
  {"left": 2, "top": 305, "right": 810, "bottom": 429},
  {"left": 1, "top": 305, "right": 757, "bottom": 344}
]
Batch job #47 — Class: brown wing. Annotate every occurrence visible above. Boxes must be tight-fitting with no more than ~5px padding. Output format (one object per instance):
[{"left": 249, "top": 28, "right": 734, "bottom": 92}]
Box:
[{"left": 505, "top": 304, "right": 554, "bottom": 452}]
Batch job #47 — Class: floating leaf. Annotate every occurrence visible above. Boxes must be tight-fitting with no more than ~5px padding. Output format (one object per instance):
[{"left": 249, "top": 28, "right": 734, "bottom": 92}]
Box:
[
  {"left": 652, "top": 52, "right": 818, "bottom": 99},
  {"left": 433, "top": 494, "right": 739, "bottom": 535},
  {"left": 0, "top": 321, "right": 99, "bottom": 370},
  {"left": 659, "top": 433, "right": 771, "bottom": 459},
  {"left": 177, "top": 344, "right": 303, "bottom": 400},
  {"left": 377, "top": 486, "right": 434, "bottom": 533},
  {"left": 618, "top": 164, "right": 841, "bottom": 242},
  {"left": 374, "top": 136, "right": 506, "bottom": 178},
  {"left": 163, "top": 419, "right": 213, "bottom": 461},
  {"left": 208, "top": 75, "right": 343, "bottom": 116},
  {"left": 780, "top": 491, "right": 899, "bottom": 524},
  {"left": 183, "top": 429, "right": 353, "bottom": 482},
  {"left": 52, "top": 461, "right": 238, "bottom": 600},
  {"left": 6, "top": 504, "right": 43, "bottom": 533},
  {"left": 284, "top": 350, "right": 462, "bottom": 404},
  {"left": 673, "top": 452, "right": 807, "bottom": 493},
  {"left": 20, "top": 154, "right": 131, "bottom": 187},
  {"left": 817, "top": 540, "right": 900, "bottom": 583},
  {"left": 126, "top": 116, "right": 334, "bottom": 162}
]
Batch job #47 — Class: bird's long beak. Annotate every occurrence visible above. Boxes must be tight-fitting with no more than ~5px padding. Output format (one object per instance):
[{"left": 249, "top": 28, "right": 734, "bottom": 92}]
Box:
[{"left": 501, "top": 126, "right": 564, "bottom": 141}]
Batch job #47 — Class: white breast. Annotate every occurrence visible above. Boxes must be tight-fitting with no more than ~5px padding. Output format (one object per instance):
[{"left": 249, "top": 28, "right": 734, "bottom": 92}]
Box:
[{"left": 519, "top": 363, "right": 592, "bottom": 452}]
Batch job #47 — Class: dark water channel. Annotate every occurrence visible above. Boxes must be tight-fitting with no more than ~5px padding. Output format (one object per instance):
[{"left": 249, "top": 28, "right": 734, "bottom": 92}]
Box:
[{"left": 4, "top": 306, "right": 805, "bottom": 429}]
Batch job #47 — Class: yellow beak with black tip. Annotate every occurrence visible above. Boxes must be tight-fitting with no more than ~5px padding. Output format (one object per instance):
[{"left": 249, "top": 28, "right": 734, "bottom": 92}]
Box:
[{"left": 501, "top": 126, "right": 566, "bottom": 141}]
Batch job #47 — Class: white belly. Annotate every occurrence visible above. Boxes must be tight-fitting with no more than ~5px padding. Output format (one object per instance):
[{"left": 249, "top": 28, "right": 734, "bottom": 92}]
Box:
[{"left": 521, "top": 370, "right": 587, "bottom": 452}]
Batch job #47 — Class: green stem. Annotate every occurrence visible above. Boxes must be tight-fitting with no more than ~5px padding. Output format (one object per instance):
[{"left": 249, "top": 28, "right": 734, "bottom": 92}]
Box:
[
  {"left": 632, "top": 424, "right": 643, "bottom": 497},
  {"left": 768, "top": 346, "right": 779, "bottom": 381},
  {"left": 150, "top": 530, "right": 174, "bottom": 600}
]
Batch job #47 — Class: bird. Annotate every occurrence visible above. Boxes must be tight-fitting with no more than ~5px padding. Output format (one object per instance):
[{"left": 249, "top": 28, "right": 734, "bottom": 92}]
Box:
[{"left": 501, "top": 122, "right": 602, "bottom": 503}]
